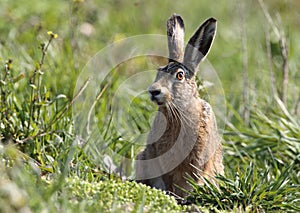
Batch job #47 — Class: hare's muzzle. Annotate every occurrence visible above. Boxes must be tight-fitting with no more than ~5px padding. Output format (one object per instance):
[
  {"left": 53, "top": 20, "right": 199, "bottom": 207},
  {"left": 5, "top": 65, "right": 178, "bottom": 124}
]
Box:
[{"left": 148, "top": 86, "right": 166, "bottom": 105}]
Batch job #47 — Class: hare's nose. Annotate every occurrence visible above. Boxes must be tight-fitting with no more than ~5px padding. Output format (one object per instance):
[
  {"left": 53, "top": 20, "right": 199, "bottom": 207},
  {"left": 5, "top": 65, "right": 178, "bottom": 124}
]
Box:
[{"left": 149, "top": 89, "right": 161, "bottom": 97}]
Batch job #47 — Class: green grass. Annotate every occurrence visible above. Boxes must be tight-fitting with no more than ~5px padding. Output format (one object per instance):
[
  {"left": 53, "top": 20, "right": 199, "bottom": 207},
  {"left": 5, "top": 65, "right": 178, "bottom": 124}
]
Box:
[
  {"left": 1, "top": 0, "right": 300, "bottom": 212},
  {"left": 187, "top": 103, "right": 300, "bottom": 211}
]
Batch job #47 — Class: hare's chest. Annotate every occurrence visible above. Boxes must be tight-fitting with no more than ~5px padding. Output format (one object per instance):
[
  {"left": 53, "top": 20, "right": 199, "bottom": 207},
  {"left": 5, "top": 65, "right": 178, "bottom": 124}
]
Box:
[{"left": 151, "top": 127, "right": 180, "bottom": 156}]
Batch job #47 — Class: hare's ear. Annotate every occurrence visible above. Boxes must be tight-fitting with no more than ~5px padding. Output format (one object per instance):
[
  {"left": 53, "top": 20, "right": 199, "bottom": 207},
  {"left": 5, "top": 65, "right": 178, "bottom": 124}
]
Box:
[
  {"left": 167, "top": 14, "right": 185, "bottom": 62},
  {"left": 183, "top": 18, "right": 217, "bottom": 74}
]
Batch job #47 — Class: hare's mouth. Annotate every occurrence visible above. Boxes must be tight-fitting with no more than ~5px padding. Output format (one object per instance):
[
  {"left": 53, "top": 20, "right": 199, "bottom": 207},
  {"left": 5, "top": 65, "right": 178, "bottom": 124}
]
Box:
[
  {"left": 150, "top": 95, "right": 166, "bottom": 106},
  {"left": 154, "top": 100, "right": 165, "bottom": 106}
]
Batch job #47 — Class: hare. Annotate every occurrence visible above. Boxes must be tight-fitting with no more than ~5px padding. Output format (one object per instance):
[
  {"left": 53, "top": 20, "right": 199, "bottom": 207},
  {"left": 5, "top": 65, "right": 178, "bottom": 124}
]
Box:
[{"left": 136, "top": 14, "right": 224, "bottom": 198}]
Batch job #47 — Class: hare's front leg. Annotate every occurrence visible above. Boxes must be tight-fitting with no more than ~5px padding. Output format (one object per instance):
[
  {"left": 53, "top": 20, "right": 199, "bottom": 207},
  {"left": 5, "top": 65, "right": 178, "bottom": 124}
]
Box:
[
  {"left": 136, "top": 147, "right": 166, "bottom": 190},
  {"left": 149, "top": 176, "right": 166, "bottom": 190}
]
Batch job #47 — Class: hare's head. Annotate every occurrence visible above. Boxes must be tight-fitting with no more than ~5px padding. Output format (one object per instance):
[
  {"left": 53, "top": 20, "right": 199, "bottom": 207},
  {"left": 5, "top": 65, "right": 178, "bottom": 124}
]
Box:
[{"left": 148, "top": 14, "right": 216, "bottom": 109}]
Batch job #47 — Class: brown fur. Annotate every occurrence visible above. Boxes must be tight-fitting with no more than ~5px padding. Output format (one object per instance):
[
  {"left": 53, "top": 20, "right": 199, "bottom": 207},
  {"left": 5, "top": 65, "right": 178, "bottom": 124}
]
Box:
[{"left": 136, "top": 14, "right": 224, "bottom": 198}]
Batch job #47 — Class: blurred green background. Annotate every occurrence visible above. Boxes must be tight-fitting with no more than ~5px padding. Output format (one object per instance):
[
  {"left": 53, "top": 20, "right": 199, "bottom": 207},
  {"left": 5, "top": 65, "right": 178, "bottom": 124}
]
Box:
[{"left": 1, "top": 0, "right": 299, "bottom": 102}]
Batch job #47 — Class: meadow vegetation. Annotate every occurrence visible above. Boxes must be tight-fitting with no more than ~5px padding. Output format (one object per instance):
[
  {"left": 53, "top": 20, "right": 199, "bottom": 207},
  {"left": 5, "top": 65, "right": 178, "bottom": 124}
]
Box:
[{"left": 0, "top": 0, "right": 299, "bottom": 212}]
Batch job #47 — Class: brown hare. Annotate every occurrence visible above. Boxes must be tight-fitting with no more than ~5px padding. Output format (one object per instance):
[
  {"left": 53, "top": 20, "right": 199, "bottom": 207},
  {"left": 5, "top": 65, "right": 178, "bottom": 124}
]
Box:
[{"left": 136, "top": 14, "right": 224, "bottom": 198}]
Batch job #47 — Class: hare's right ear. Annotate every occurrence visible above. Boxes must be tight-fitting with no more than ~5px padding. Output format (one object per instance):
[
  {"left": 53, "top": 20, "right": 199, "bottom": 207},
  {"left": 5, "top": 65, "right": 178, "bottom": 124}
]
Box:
[
  {"left": 183, "top": 18, "right": 217, "bottom": 74},
  {"left": 167, "top": 14, "right": 185, "bottom": 63}
]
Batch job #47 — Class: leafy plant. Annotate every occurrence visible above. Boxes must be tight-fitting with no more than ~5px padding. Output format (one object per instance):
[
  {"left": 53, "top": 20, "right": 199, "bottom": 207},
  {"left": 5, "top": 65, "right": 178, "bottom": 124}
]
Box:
[{"left": 0, "top": 31, "right": 73, "bottom": 174}]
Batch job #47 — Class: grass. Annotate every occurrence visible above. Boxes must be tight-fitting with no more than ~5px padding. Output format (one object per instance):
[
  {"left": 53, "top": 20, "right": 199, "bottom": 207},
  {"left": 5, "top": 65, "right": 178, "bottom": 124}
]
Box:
[
  {"left": 187, "top": 104, "right": 300, "bottom": 211},
  {"left": 0, "top": 0, "right": 300, "bottom": 212}
]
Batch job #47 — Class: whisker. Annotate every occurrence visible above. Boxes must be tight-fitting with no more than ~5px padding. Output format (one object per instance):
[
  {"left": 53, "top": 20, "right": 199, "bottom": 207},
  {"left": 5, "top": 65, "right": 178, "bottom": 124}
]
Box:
[
  {"left": 167, "top": 101, "right": 180, "bottom": 126},
  {"left": 165, "top": 102, "right": 175, "bottom": 124},
  {"left": 170, "top": 102, "right": 198, "bottom": 127},
  {"left": 168, "top": 101, "right": 189, "bottom": 136}
]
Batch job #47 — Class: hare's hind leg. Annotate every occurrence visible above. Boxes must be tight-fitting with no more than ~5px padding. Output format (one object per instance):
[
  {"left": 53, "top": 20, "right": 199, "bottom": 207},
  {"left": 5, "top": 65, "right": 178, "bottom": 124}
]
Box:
[
  {"left": 202, "top": 145, "right": 224, "bottom": 178},
  {"left": 200, "top": 149, "right": 224, "bottom": 187}
]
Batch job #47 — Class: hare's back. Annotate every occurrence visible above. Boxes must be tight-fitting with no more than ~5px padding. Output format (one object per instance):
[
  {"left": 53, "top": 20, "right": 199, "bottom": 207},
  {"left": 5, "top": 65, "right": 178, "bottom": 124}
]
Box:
[{"left": 197, "top": 98, "right": 215, "bottom": 123}]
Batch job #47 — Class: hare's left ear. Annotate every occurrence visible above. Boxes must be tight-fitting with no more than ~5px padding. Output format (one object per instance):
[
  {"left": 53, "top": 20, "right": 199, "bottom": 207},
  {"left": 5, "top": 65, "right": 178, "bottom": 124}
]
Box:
[
  {"left": 167, "top": 14, "right": 185, "bottom": 62},
  {"left": 183, "top": 18, "right": 217, "bottom": 74}
]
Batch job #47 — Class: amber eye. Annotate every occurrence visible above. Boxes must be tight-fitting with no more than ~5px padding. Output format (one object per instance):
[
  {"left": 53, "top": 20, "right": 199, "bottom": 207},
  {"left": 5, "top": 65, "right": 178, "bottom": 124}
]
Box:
[{"left": 176, "top": 71, "right": 184, "bottom": 80}]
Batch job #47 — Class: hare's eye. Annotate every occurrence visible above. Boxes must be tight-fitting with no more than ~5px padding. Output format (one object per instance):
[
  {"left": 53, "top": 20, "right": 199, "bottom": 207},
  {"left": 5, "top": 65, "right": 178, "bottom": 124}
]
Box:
[{"left": 176, "top": 71, "right": 184, "bottom": 80}]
